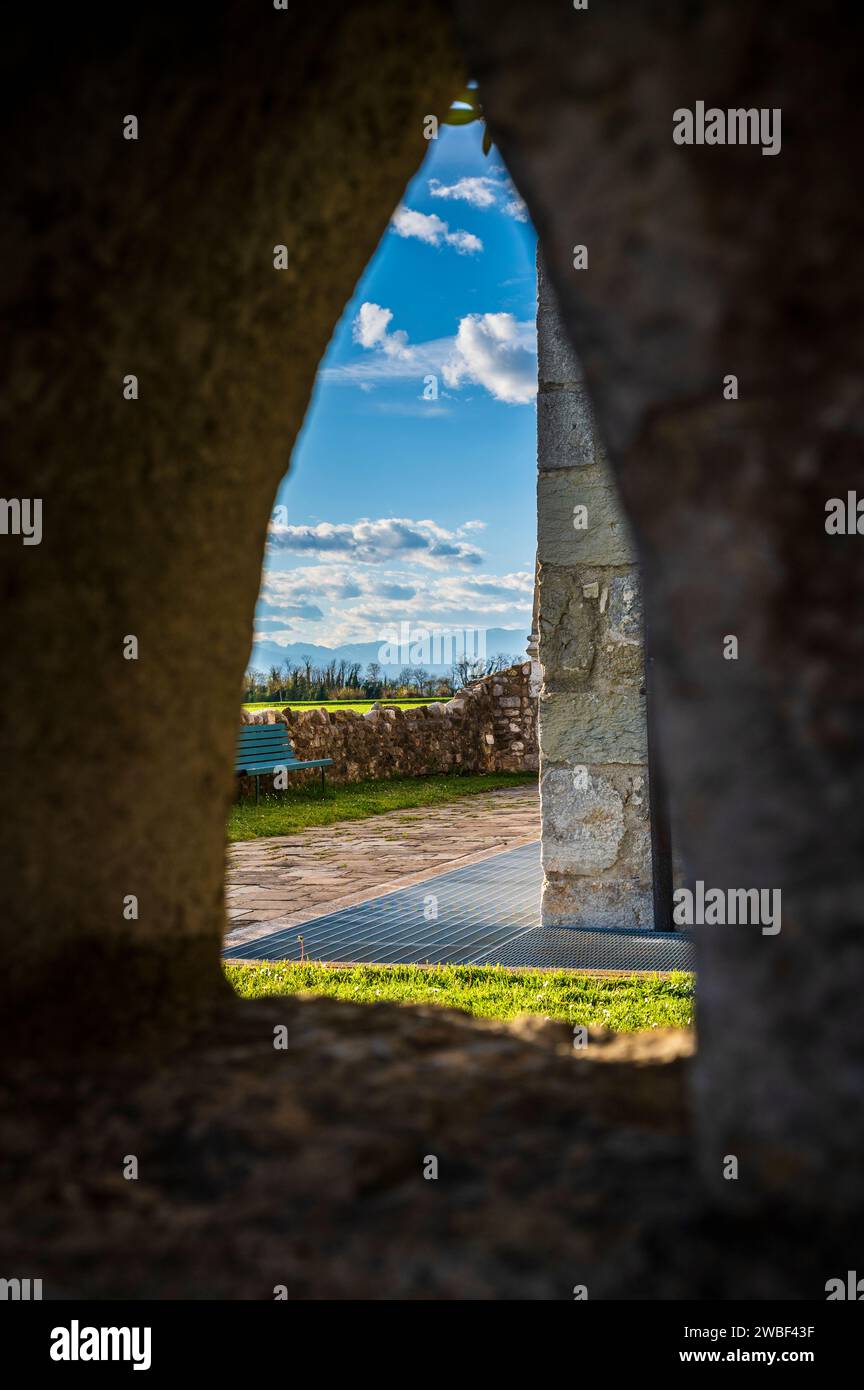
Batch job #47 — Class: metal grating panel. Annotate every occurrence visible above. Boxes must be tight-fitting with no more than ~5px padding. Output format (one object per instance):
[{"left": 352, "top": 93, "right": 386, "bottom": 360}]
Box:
[
  {"left": 226, "top": 841, "right": 541, "bottom": 965},
  {"left": 472, "top": 925, "right": 694, "bottom": 971},
  {"left": 225, "top": 840, "right": 695, "bottom": 972}
]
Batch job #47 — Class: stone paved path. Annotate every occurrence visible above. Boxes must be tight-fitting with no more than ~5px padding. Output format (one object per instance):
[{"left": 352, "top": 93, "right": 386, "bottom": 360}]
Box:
[{"left": 225, "top": 784, "right": 539, "bottom": 950}]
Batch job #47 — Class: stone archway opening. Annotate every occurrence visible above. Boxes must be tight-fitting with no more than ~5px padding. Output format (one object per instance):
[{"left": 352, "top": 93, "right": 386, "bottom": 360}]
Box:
[
  {"left": 227, "top": 102, "right": 546, "bottom": 967},
  {"left": 3, "top": 0, "right": 859, "bottom": 1301}
]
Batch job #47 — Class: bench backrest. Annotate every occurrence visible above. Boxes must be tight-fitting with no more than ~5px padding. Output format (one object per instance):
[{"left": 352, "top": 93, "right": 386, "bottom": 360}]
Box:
[{"left": 235, "top": 723, "right": 298, "bottom": 771}]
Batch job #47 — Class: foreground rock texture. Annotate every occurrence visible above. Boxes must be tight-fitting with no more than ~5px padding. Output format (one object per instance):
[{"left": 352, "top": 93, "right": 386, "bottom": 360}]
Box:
[
  {"left": 2, "top": 999, "right": 857, "bottom": 1300},
  {"left": 453, "top": 0, "right": 864, "bottom": 1211},
  {"left": 0, "top": 2, "right": 463, "bottom": 1032},
  {"left": 1, "top": 0, "right": 861, "bottom": 1283},
  {"left": 239, "top": 664, "right": 538, "bottom": 789}
]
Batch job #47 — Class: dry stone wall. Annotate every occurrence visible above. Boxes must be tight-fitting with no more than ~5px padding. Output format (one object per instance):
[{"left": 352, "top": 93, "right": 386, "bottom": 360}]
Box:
[{"left": 238, "top": 662, "right": 537, "bottom": 791}]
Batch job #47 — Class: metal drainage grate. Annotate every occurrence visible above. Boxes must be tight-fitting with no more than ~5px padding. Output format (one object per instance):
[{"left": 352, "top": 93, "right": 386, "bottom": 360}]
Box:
[
  {"left": 225, "top": 841, "right": 695, "bottom": 972},
  {"left": 472, "top": 925, "right": 694, "bottom": 971},
  {"left": 226, "top": 840, "right": 541, "bottom": 965}
]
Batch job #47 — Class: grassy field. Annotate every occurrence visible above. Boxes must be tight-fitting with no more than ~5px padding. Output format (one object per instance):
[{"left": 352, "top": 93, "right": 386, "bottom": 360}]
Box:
[
  {"left": 243, "top": 697, "right": 451, "bottom": 713},
  {"left": 225, "top": 961, "right": 695, "bottom": 1030},
  {"left": 228, "top": 770, "right": 536, "bottom": 840}
]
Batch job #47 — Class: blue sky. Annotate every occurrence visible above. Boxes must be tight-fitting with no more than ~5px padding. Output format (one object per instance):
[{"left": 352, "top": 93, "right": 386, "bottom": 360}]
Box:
[{"left": 255, "top": 118, "right": 538, "bottom": 656}]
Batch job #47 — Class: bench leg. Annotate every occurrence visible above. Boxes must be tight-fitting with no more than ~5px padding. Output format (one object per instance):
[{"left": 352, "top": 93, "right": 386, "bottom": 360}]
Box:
[
  {"left": 320, "top": 766, "right": 326, "bottom": 795},
  {"left": 255, "top": 775, "right": 260, "bottom": 806}
]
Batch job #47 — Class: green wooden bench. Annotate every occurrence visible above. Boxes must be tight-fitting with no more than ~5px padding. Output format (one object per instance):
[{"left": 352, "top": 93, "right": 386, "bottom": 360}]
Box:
[{"left": 235, "top": 724, "right": 333, "bottom": 803}]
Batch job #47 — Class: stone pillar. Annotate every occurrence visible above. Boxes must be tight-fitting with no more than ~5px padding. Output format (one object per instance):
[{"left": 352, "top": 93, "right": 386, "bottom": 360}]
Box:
[
  {"left": 536, "top": 256, "right": 653, "bottom": 928},
  {"left": 526, "top": 560, "right": 542, "bottom": 698}
]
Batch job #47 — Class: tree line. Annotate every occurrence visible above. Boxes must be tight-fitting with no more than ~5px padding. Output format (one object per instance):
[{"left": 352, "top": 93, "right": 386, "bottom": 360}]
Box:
[{"left": 242, "top": 653, "right": 521, "bottom": 704}]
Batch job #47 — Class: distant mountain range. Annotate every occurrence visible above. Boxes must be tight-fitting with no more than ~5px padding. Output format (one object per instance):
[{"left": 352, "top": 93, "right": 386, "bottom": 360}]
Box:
[{"left": 248, "top": 628, "right": 530, "bottom": 676}]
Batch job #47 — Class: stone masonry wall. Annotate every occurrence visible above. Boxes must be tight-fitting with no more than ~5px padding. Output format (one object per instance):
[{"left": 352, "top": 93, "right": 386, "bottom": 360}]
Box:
[
  {"left": 537, "top": 256, "right": 653, "bottom": 928},
  {"left": 238, "top": 662, "right": 538, "bottom": 791}
]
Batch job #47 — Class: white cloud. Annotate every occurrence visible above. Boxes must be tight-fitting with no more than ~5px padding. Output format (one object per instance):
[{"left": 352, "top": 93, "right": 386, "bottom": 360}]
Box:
[
  {"left": 429, "top": 176, "right": 498, "bottom": 209},
  {"left": 326, "top": 305, "right": 536, "bottom": 405},
  {"left": 261, "top": 565, "right": 365, "bottom": 605},
  {"left": 352, "top": 301, "right": 413, "bottom": 360},
  {"left": 502, "top": 195, "right": 529, "bottom": 222},
  {"left": 266, "top": 517, "right": 486, "bottom": 569},
  {"left": 428, "top": 175, "right": 529, "bottom": 222},
  {"left": 352, "top": 301, "right": 391, "bottom": 348},
  {"left": 256, "top": 560, "right": 534, "bottom": 648},
  {"left": 336, "top": 303, "right": 447, "bottom": 385},
  {"left": 443, "top": 312, "right": 536, "bottom": 404},
  {"left": 252, "top": 628, "right": 298, "bottom": 646},
  {"left": 445, "top": 228, "right": 484, "bottom": 255},
  {"left": 390, "top": 206, "right": 483, "bottom": 255}
]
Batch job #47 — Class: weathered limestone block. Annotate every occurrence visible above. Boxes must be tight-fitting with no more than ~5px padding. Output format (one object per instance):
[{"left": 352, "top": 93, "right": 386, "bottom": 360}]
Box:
[
  {"left": 541, "top": 690, "right": 648, "bottom": 766},
  {"left": 541, "top": 768, "right": 624, "bottom": 874},
  {"left": 542, "top": 875, "right": 655, "bottom": 932},
  {"left": 537, "top": 386, "right": 597, "bottom": 469},
  {"left": 576, "top": 573, "right": 646, "bottom": 690},
  {"left": 543, "top": 764, "right": 651, "bottom": 889},
  {"left": 536, "top": 308, "right": 584, "bottom": 385},
  {"left": 537, "top": 468, "right": 638, "bottom": 567},
  {"left": 607, "top": 574, "right": 642, "bottom": 644},
  {"left": 538, "top": 564, "right": 598, "bottom": 683}
]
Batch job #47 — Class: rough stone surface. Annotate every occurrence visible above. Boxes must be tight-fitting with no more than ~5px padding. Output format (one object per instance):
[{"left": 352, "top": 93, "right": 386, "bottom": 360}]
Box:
[
  {"left": 540, "top": 691, "right": 648, "bottom": 766},
  {"left": 607, "top": 575, "right": 643, "bottom": 645},
  {"left": 537, "top": 469, "right": 637, "bottom": 567},
  {"left": 533, "top": 265, "right": 652, "bottom": 932},
  {"left": 2, "top": 1002, "right": 859, "bottom": 1298},
  {"left": 454, "top": 0, "right": 864, "bottom": 1210},
  {"left": 1, "top": 1002, "right": 694, "bottom": 1299},
  {"left": 540, "top": 769, "right": 624, "bottom": 875},
  {"left": 541, "top": 875, "right": 655, "bottom": 933},
  {"left": 542, "top": 764, "right": 652, "bottom": 924},
  {"left": 537, "top": 566, "right": 596, "bottom": 681},
  {"left": 536, "top": 307, "right": 585, "bottom": 386},
  {"left": 237, "top": 664, "right": 538, "bottom": 792},
  {"left": 537, "top": 387, "right": 597, "bottom": 469},
  {"left": 0, "top": 0, "right": 464, "bottom": 1030},
  {"left": 3, "top": 0, "right": 862, "bottom": 1284}
]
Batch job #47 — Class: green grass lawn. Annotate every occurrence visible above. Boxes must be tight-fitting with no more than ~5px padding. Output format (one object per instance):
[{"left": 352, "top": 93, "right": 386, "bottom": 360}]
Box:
[
  {"left": 225, "top": 961, "right": 695, "bottom": 1030},
  {"left": 228, "top": 770, "right": 535, "bottom": 841},
  {"left": 243, "top": 698, "right": 451, "bottom": 713}
]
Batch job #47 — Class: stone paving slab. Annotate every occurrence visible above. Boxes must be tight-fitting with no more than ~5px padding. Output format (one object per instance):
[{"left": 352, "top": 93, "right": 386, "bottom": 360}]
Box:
[{"left": 224, "top": 785, "right": 540, "bottom": 949}]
